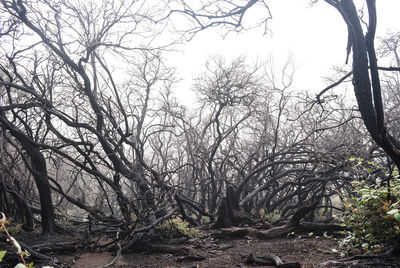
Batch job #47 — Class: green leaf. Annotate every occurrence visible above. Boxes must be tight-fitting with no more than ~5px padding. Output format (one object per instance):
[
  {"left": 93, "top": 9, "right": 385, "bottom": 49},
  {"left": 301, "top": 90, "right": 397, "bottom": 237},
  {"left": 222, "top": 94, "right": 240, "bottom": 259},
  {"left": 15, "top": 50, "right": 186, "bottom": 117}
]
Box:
[
  {"left": 395, "top": 213, "right": 400, "bottom": 222},
  {"left": 21, "top": 250, "right": 30, "bottom": 258},
  {"left": 323, "top": 231, "right": 333, "bottom": 239},
  {"left": 361, "top": 194, "right": 370, "bottom": 200},
  {"left": 388, "top": 209, "right": 399, "bottom": 215},
  {"left": 349, "top": 157, "right": 356, "bottom": 161},
  {"left": 287, "top": 232, "right": 295, "bottom": 238},
  {"left": 0, "top": 251, "right": 6, "bottom": 262}
]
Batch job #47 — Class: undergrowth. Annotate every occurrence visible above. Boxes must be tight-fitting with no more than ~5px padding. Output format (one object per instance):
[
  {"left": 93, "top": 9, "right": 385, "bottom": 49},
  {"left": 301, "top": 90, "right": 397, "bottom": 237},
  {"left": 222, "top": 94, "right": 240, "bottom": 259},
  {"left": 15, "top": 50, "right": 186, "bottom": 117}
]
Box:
[
  {"left": 339, "top": 163, "right": 400, "bottom": 252},
  {"left": 156, "top": 217, "right": 202, "bottom": 240}
]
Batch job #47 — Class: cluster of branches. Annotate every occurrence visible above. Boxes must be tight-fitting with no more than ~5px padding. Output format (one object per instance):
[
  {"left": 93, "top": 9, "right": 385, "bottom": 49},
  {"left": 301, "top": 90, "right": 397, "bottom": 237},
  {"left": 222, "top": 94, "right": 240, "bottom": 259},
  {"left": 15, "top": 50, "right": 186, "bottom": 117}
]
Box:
[{"left": 0, "top": 0, "right": 399, "bottom": 250}]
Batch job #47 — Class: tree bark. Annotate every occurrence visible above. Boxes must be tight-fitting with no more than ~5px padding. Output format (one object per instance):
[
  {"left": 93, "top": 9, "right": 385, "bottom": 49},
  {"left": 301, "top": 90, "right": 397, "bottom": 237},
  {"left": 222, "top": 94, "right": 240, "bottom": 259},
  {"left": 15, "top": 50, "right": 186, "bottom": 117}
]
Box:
[
  {"left": 326, "top": 0, "right": 400, "bottom": 168},
  {"left": 0, "top": 116, "right": 55, "bottom": 234},
  {"left": 213, "top": 186, "right": 252, "bottom": 228}
]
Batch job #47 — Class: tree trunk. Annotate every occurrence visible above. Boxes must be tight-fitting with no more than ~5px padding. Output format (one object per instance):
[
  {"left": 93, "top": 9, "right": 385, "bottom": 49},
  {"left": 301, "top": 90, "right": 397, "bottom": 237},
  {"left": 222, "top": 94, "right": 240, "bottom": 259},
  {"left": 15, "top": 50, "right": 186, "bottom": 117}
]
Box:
[
  {"left": 0, "top": 116, "right": 55, "bottom": 234},
  {"left": 23, "top": 141, "right": 55, "bottom": 235},
  {"left": 213, "top": 186, "right": 252, "bottom": 228},
  {"left": 327, "top": 0, "right": 400, "bottom": 167}
]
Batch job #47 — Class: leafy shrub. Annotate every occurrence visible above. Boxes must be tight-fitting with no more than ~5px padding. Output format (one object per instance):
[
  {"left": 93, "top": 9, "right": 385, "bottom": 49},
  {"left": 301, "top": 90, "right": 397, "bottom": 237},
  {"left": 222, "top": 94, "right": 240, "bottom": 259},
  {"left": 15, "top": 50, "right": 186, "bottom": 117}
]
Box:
[
  {"left": 259, "top": 208, "right": 281, "bottom": 222},
  {"left": 339, "top": 177, "right": 400, "bottom": 252},
  {"left": 156, "top": 217, "right": 202, "bottom": 240}
]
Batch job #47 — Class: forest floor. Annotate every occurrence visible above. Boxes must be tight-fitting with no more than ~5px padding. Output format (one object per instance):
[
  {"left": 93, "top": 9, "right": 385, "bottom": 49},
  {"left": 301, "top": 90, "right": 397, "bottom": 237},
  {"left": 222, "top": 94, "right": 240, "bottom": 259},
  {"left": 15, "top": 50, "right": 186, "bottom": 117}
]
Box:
[
  {"left": 5, "top": 230, "right": 400, "bottom": 267},
  {"left": 63, "top": 236, "right": 343, "bottom": 268}
]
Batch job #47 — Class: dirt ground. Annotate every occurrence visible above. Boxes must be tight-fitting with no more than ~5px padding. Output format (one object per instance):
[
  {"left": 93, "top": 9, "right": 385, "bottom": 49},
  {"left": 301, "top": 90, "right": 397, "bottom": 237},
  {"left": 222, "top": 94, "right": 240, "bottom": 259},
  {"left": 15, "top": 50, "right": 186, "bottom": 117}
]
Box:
[{"left": 65, "top": 236, "right": 342, "bottom": 268}]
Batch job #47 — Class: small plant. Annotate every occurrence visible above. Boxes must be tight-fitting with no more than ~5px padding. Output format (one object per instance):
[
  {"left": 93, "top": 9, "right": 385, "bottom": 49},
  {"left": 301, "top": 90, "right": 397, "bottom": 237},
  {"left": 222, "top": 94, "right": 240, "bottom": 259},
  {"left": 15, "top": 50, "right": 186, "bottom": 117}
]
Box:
[
  {"left": 339, "top": 177, "right": 400, "bottom": 252},
  {"left": 0, "top": 212, "right": 29, "bottom": 267},
  {"left": 156, "top": 217, "right": 202, "bottom": 239},
  {"left": 259, "top": 208, "right": 281, "bottom": 222},
  {"left": 1, "top": 213, "right": 54, "bottom": 268}
]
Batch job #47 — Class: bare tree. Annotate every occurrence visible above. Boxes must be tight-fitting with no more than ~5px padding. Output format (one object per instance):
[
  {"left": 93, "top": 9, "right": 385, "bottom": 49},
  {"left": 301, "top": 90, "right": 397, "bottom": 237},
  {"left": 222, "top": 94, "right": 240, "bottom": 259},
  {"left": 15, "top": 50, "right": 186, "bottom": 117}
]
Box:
[
  {"left": 1, "top": 2, "right": 399, "bottom": 264},
  {"left": 324, "top": 0, "right": 400, "bottom": 168},
  {"left": 0, "top": 0, "right": 180, "bottom": 233}
]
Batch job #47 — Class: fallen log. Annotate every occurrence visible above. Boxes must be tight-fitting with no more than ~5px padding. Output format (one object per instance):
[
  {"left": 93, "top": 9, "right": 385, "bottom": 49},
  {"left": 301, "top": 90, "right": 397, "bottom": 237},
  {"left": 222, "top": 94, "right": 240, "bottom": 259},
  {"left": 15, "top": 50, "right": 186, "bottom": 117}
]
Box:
[
  {"left": 212, "top": 204, "right": 330, "bottom": 240},
  {"left": 30, "top": 241, "right": 81, "bottom": 254},
  {"left": 241, "top": 253, "right": 301, "bottom": 267},
  {"left": 213, "top": 202, "right": 345, "bottom": 241},
  {"left": 212, "top": 221, "right": 344, "bottom": 240}
]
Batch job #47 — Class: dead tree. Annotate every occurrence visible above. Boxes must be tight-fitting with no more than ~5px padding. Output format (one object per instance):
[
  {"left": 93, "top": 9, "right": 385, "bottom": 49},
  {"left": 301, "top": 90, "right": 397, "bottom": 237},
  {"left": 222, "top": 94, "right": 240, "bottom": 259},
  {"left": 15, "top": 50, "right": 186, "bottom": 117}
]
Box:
[
  {"left": 325, "top": 0, "right": 400, "bottom": 168},
  {"left": 213, "top": 186, "right": 253, "bottom": 228}
]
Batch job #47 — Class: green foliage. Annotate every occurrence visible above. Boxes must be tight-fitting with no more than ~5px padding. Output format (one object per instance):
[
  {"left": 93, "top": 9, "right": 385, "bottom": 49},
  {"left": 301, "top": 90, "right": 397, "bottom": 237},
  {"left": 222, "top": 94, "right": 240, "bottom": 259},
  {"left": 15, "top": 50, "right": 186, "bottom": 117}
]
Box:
[
  {"left": 156, "top": 217, "right": 202, "bottom": 240},
  {"left": 339, "top": 177, "right": 400, "bottom": 252},
  {"left": 200, "top": 216, "right": 211, "bottom": 224},
  {"left": 0, "top": 250, "right": 6, "bottom": 262},
  {"left": 323, "top": 231, "right": 333, "bottom": 239},
  {"left": 259, "top": 208, "right": 281, "bottom": 222}
]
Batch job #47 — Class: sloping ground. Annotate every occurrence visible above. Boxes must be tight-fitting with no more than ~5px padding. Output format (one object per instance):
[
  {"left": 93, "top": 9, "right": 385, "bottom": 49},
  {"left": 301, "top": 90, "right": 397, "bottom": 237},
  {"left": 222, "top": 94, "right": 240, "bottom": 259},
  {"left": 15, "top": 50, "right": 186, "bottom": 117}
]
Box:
[{"left": 69, "top": 237, "right": 341, "bottom": 268}]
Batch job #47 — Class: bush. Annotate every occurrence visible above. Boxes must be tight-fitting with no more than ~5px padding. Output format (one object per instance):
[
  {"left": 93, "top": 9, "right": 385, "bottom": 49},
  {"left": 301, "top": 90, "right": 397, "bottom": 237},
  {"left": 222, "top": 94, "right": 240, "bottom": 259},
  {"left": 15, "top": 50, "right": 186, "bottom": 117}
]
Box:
[
  {"left": 156, "top": 217, "right": 202, "bottom": 240},
  {"left": 339, "top": 177, "right": 400, "bottom": 252},
  {"left": 259, "top": 208, "right": 281, "bottom": 222}
]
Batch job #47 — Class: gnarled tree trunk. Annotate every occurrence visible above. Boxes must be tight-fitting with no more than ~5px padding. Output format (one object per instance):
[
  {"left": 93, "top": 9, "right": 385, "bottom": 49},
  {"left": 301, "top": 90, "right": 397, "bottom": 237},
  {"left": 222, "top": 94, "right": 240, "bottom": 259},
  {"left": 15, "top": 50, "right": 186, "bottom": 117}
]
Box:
[{"left": 0, "top": 116, "right": 55, "bottom": 235}]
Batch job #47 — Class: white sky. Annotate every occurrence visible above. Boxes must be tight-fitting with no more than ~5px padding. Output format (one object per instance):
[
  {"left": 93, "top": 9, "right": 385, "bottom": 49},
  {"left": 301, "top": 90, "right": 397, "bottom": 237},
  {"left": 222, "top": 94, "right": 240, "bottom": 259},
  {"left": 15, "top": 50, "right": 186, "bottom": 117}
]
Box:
[{"left": 170, "top": 0, "right": 400, "bottom": 105}]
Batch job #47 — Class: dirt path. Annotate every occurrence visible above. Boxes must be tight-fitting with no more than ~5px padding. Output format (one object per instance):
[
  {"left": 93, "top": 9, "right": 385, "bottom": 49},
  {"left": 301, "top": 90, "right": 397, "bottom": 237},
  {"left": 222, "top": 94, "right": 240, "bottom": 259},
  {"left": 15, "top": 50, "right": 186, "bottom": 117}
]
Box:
[{"left": 67, "top": 237, "right": 341, "bottom": 268}]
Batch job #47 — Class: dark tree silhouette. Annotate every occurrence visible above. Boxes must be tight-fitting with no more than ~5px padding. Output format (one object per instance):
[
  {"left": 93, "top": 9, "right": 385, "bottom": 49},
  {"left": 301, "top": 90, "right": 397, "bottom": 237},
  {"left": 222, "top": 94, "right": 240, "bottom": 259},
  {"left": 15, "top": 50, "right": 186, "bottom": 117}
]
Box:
[{"left": 325, "top": 0, "right": 400, "bottom": 168}]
